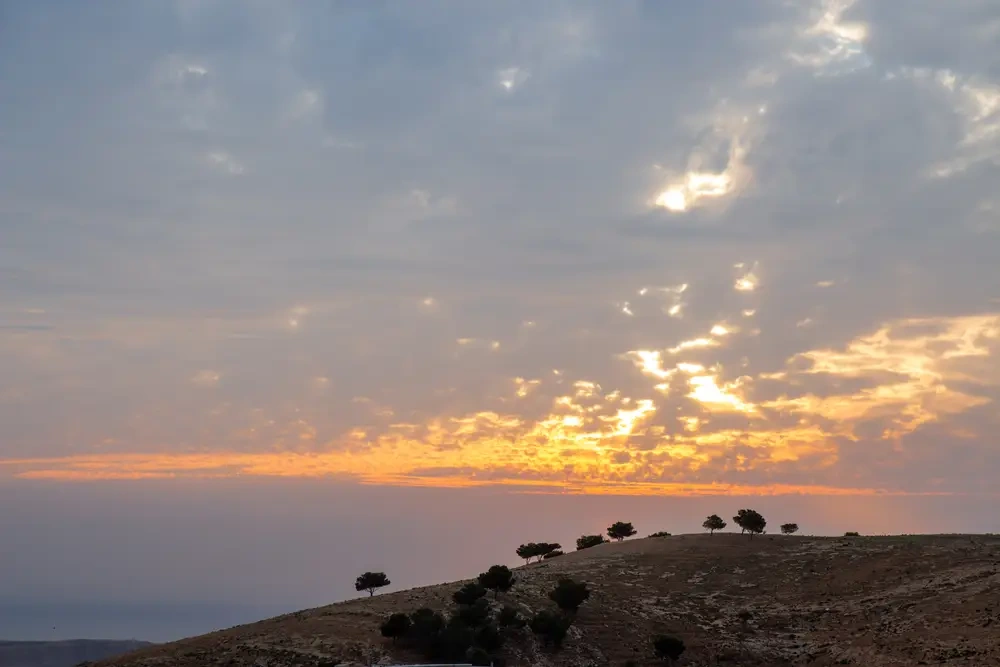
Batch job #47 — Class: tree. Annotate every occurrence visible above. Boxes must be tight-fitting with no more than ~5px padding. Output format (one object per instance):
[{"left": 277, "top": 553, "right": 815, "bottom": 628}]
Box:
[
  {"left": 652, "top": 635, "right": 685, "bottom": 665},
  {"left": 456, "top": 598, "right": 491, "bottom": 627},
  {"left": 607, "top": 521, "right": 637, "bottom": 541},
  {"left": 733, "top": 509, "right": 766, "bottom": 539},
  {"left": 703, "top": 514, "right": 727, "bottom": 534},
  {"left": 649, "top": 531, "right": 672, "bottom": 538},
  {"left": 466, "top": 647, "right": 491, "bottom": 666},
  {"left": 780, "top": 523, "right": 799, "bottom": 535},
  {"left": 380, "top": 613, "right": 410, "bottom": 643},
  {"left": 475, "top": 624, "right": 504, "bottom": 652},
  {"left": 576, "top": 534, "right": 606, "bottom": 550},
  {"left": 517, "top": 542, "right": 562, "bottom": 563},
  {"left": 355, "top": 571, "right": 390, "bottom": 596},
  {"left": 548, "top": 578, "right": 591, "bottom": 613},
  {"left": 543, "top": 550, "right": 564, "bottom": 559},
  {"left": 453, "top": 581, "right": 488, "bottom": 606},
  {"left": 478, "top": 565, "right": 515, "bottom": 599},
  {"left": 530, "top": 610, "right": 572, "bottom": 649}
]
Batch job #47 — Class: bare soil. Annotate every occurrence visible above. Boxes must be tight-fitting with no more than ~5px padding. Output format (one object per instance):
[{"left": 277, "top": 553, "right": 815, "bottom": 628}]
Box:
[{"left": 95, "top": 534, "right": 1000, "bottom": 666}]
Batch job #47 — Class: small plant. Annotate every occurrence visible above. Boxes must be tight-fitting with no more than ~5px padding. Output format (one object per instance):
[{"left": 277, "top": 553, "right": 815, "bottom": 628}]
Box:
[
  {"left": 530, "top": 610, "right": 572, "bottom": 649},
  {"left": 703, "top": 514, "right": 727, "bottom": 534},
  {"left": 354, "top": 571, "right": 390, "bottom": 596},
  {"left": 478, "top": 564, "right": 516, "bottom": 599},
  {"left": 652, "top": 634, "right": 686, "bottom": 665},
  {"left": 607, "top": 521, "right": 638, "bottom": 541},
  {"left": 380, "top": 612, "right": 410, "bottom": 642},
  {"left": 543, "top": 549, "right": 564, "bottom": 559},
  {"left": 456, "top": 598, "right": 491, "bottom": 627},
  {"left": 648, "top": 531, "right": 672, "bottom": 538},
  {"left": 548, "top": 578, "right": 591, "bottom": 613},
  {"left": 781, "top": 523, "right": 799, "bottom": 535},
  {"left": 845, "top": 531, "right": 860, "bottom": 537},
  {"left": 453, "top": 581, "right": 488, "bottom": 606},
  {"left": 576, "top": 534, "right": 606, "bottom": 550}
]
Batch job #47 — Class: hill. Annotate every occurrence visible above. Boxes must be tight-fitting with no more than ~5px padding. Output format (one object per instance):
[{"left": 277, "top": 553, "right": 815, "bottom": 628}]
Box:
[
  {"left": 0, "top": 639, "right": 151, "bottom": 667},
  {"left": 94, "top": 534, "right": 1000, "bottom": 666}
]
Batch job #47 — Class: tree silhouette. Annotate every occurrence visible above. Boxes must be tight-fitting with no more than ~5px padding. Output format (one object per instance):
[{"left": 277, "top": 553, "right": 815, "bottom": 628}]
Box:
[
  {"left": 607, "top": 521, "right": 637, "bottom": 541},
  {"left": 548, "top": 578, "right": 591, "bottom": 613},
  {"left": 780, "top": 523, "right": 799, "bottom": 535},
  {"left": 380, "top": 613, "right": 410, "bottom": 643},
  {"left": 652, "top": 635, "right": 685, "bottom": 665},
  {"left": 530, "top": 610, "right": 572, "bottom": 649},
  {"left": 478, "top": 565, "right": 515, "bottom": 599},
  {"left": 703, "top": 514, "right": 727, "bottom": 534},
  {"left": 732, "top": 509, "right": 766, "bottom": 539},
  {"left": 516, "top": 542, "right": 562, "bottom": 564},
  {"left": 576, "top": 534, "right": 606, "bottom": 550},
  {"left": 453, "top": 582, "right": 488, "bottom": 606},
  {"left": 354, "top": 571, "right": 390, "bottom": 596}
]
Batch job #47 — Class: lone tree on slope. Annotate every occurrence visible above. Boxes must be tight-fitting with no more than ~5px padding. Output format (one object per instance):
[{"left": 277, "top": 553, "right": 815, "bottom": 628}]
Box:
[
  {"left": 733, "top": 509, "right": 766, "bottom": 539},
  {"left": 607, "top": 521, "right": 637, "bottom": 541},
  {"left": 516, "top": 542, "right": 562, "bottom": 564},
  {"left": 355, "top": 571, "right": 391, "bottom": 596},
  {"left": 781, "top": 523, "right": 799, "bottom": 535},
  {"left": 576, "top": 534, "right": 606, "bottom": 550},
  {"left": 478, "top": 565, "right": 516, "bottom": 599},
  {"left": 703, "top": 514, "right": 727, "bottom": 534},
  {"left": 548, "top": 578, "right": 591, "bottom": 613}
]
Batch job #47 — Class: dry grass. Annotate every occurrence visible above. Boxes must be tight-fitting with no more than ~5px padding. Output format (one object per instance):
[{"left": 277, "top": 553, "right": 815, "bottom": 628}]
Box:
[{"left": 95, "top": 534, "right": 1000, "bottom": 666}]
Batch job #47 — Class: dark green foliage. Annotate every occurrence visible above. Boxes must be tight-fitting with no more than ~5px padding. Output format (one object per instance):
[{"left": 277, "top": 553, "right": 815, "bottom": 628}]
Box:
[
  {"left": 781, "top": 523, "right": 799, "bottom": 535},
  {"left": 530, "top": 610, "right": 572, "bottom": 649},
  {"left": 607, "top": 521, "right": 637, "bottom": 541},
  {"left": 648, "top": 531, "right": 672, "bottom": 538},
  {"left": 543, "top": 549, "right": 564, "bottom": 559},
  {"left": 409, "top": 607, "right": 446, "bottom": 642},
  {"left": 466, "top": 646, "right": 492, "bottom": 666},
  {"left": 733, "top": 509, "right": 766, "bottom": 538},
  {"left": 379, "top": 612, "right": 410, "bottom": 642},
  {"left": 478, "top": 565, "right": 515, "bottom": 599},
  {"left": 354, "top": 571, "right": 390, "bottom": 596},
  {"left": 845, "top": 531, "right": 860, "bottom": 537},
  {"left": 516, "top": 542, "right": 562, "bottom": 564},
  {"left": 453, "top": 581, "right": 488, "bottom": 606},
  {"left": 548, "top": 578, "right": 591, "bottom": 613},
  {"left": 498, "top": 605, "right": 527, "bottom": 629},
  {"left": 652, "top": 635, "right": 686, "bottom": 663},
  {"left": 456, "top": 598, "right": 491, "bottom": 627},
  {"left": 703, "top": 514, "right": 727, "bottom": 534},
  {"left": 430, "top": 618, "right": 476, "bottom": 662},
  {"left": 475, "top": 624, "right": 504, "bottom": 652},
  {"left": 576, "top": 534, "right": 606, "bottom": 550}
]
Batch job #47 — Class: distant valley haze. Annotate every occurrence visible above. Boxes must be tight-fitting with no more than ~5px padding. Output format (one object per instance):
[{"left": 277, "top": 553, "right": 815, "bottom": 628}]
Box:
[{"left": 1, "top": 0, "right": 999, "bottom": 649}]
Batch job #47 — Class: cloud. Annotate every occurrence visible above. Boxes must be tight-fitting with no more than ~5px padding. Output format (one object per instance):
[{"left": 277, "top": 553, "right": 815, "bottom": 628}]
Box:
[{"left": 1, "top": 0, "right": 999, "bottom": 499}]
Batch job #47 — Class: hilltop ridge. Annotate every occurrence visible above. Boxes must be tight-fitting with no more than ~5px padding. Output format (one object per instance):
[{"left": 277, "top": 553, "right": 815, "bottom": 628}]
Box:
[{"left": 95, "top": 534, "right": 1000, "bottom": 666}]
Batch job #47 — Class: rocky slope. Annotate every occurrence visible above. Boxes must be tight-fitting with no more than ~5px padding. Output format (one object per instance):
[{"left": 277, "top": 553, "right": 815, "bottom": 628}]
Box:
[
  {"left": 95, "top": 534, "right": 1000, "bottom": 666},
  {"left": 0, "top": 639, "right": 151, "bottom": 667}
]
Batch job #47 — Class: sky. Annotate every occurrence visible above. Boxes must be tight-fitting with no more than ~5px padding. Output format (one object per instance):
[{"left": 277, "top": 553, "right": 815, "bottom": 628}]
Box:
[{"left": 2, "top": 0, "right": 1000, "bottom": 642}]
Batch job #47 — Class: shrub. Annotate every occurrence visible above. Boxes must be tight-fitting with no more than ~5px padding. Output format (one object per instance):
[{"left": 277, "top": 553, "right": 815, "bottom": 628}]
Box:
[
  {"left": 548, "top": 578, "right": 591, "bottom": 613},
  {"left": 409, "top": 608, "right": 446, "bottom": 653},
  {"left": 733, "top": 509, "right": 766, "bottom": 539},
  {"left": 478, "top": 565, "right": 516, "bottom": 599},
  {"left": 543, "top": 550, "right": 564, "bottom": 559},
  {"left": 380, "top": 612, "right": 410, "bottom": 642},
  {"left": 576, "top": 534, "right": 606, "bottom": 550},
  {"left": 498, "top": 605, "right": 527, "bottom": 629},
  {"left": 607, "top": 521, "right": 637, "bottom": 541},
  {"left": 530, "top": 610, "right": 572, "bottom": 649},
  {"left": 845, "top": 531, "right": 860, "bottom": 537},
  {"left": 652, "top": 634, "right": 686, "bottom": 664},
  {"left": 453, "top": 581, "right": 488, "bottom": 606},
  {"left": 430, "top": 618, "right": 476, "bottom": 662},
  {"left": 475, "top": 624, "right": 504, "bottom": 652},
  {"left": 354, "top": 571, "right": 390, "bottom": 596},
  {"left": 780, "top": 523, "right": 799, "bottom": 535},
  {"left": 648, "top": 531, "right": 672, "bottom": 538},
  {"left": 702, "top": 514, "right": 727, "bottom": 534},
  {"left": 466, "top": 646, "right": 492, "bottom": 666},
  {"left": 456, "top": 598, "right": 491, "bottom": 627}
]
